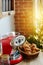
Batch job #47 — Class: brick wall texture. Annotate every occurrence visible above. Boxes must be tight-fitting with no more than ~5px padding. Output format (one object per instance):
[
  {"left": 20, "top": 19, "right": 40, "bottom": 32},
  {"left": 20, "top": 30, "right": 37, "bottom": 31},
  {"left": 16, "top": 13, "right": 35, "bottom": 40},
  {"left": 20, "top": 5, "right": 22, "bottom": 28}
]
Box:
[{"left": 15, "top": 0, "right": 35, "bottom": 37}]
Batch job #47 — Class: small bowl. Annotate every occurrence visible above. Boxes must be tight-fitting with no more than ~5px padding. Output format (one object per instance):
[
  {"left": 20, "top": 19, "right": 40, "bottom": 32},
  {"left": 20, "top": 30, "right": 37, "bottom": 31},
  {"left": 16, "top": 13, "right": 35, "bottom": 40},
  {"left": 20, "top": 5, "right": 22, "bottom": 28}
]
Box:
[{"left": 18, "top": 47, "right": 40, "bottom": 59}]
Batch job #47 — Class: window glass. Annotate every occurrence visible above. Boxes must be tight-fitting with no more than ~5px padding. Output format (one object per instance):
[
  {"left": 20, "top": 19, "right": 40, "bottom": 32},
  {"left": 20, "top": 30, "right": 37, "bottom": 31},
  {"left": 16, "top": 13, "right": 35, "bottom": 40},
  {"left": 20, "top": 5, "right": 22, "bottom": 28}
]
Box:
[{"left": 2, "top": 0, "right": 14, "bottom": 12}]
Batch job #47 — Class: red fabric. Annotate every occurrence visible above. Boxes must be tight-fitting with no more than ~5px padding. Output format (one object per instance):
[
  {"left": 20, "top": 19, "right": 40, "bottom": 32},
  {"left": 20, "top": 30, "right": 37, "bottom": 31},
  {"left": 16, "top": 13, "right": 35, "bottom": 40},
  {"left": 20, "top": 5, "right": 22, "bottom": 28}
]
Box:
[{"left": 1, "top": 36, "right": 14, "bottom": 54}]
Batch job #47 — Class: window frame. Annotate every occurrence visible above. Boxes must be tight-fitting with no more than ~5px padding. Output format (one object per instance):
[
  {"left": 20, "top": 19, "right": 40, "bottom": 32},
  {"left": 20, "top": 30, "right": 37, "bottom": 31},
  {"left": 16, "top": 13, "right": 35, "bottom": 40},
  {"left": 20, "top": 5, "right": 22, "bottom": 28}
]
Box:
[
  {"left": 0, "top": 0, "right": 15, "bottom": 18},
  {"left": 0, "top": 0, "right": 2, "bottom": 18}
]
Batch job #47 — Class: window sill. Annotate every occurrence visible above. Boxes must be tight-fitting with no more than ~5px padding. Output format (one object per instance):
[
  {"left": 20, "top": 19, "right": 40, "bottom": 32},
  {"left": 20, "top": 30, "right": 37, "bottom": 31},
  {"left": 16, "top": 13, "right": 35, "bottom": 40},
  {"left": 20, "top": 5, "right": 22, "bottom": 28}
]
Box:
[
  {"left": 2, "top": 11, "right": 14, "bottom": 15},
  {"left": 0, "top": 11, "right": 15, "bottom": 19}
]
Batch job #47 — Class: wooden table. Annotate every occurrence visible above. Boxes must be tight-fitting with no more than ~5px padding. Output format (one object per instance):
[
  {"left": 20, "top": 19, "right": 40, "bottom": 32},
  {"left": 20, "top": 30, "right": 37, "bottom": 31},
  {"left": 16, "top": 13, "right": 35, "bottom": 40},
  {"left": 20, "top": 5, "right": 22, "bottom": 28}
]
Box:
[{"left": 17, "top": 52, "right": 43, "bottom": 65}]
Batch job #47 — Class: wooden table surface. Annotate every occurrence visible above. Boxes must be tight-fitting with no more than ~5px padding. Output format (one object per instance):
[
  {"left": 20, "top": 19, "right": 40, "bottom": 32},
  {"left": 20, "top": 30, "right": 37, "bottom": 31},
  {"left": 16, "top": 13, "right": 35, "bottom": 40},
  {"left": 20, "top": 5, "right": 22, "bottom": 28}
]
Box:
[{"left": 17, "top": 52, "right": 43, "bottom": 65}]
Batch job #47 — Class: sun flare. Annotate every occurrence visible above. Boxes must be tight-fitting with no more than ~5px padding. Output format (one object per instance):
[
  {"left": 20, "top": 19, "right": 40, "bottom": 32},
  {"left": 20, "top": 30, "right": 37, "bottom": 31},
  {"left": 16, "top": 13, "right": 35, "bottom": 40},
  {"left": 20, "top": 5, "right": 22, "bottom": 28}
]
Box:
[{"left": 34, "top": 0, "right": 43, "bottom": 34}]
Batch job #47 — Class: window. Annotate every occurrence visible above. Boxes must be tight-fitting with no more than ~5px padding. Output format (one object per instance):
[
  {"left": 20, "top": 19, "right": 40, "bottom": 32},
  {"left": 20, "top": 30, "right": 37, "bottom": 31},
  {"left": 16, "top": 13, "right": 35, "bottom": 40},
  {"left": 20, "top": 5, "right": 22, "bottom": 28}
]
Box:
[
  {"left": 0, "top": 0, "right": 14, "bottom": 18},
  {"left": 2, "top": 0, "right": 14, "bottom": 12}
]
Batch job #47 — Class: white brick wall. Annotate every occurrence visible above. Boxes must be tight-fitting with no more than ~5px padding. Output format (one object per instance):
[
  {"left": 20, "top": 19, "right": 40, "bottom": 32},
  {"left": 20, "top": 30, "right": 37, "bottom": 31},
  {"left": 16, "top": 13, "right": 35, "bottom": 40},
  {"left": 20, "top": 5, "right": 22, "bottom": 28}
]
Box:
[{"left": 0, "top": 12, "right": 15, "bottom": 35}]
